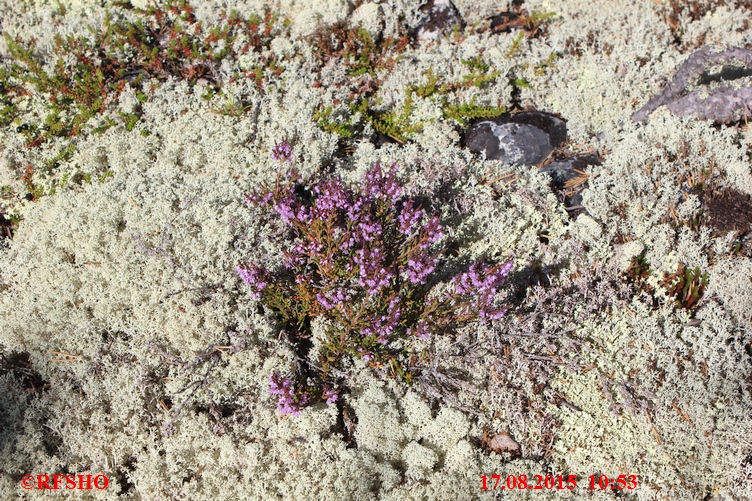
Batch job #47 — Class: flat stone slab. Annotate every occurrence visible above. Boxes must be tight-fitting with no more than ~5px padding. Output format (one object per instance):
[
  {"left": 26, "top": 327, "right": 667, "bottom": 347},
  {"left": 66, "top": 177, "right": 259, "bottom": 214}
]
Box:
[{"left": 465, "top": 112, "right": 567, "bottom": 165}]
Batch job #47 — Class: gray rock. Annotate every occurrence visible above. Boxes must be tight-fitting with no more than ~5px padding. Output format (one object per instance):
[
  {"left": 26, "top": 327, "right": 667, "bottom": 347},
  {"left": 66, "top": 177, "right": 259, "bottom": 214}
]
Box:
[
  {"left": 540, "top": 155, "right": 601, "bottom": 214},
  {"left": 465, "top": 112, "right": 567, "bottom": 165},
  {"left": 413, "top": 0, "right": 464, "bottom": 42},
  {"left": 539, "top": 155, "right": 601, "bottom": 191}
]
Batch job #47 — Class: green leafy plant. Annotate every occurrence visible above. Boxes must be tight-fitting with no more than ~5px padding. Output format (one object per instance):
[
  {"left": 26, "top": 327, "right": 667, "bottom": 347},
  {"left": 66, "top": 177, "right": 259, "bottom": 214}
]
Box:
[
  {"left": 353, "top": 90, "right": 423, "bottom": 143},
  {"left": 442, "top": 97, "right": 506, "bottom": 126},
  {"left": 313, "top": 105, "right": 353, "bottom": 138},
  {"left": 661, "top": 263, "right": 709, "bottom": 309}
]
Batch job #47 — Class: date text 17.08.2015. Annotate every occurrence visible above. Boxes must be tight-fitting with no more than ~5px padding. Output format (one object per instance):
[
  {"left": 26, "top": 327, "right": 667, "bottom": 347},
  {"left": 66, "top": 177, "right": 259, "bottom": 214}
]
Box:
[{"left": 480, "top": 474, "right": 638, "bottom": 491}]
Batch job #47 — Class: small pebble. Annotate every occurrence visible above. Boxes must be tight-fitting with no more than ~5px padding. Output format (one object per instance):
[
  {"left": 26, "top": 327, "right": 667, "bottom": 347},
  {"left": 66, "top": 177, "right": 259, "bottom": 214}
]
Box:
[
  {"left": 540, "top": 155, "right": 601, "bottom": 212},
  {"left": 539, "top": 155, "right": 601, "bottom": 190},
  {"left": 413, "top": 0, "right": 464, "bottom": 42},
  {"left": 465, "top": 111, "right": 567, "bottom": 165},
  {"left": 487, "top": 12, "right": 521, "bottom": 33}
]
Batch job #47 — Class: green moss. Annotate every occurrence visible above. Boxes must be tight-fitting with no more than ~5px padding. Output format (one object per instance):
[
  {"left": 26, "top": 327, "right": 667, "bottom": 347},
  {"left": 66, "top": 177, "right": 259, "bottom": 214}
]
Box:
[
  {"left": 313, "top": 105, "right": 353, "bottom": 138},
  {"left": 119, "top": 112, "right": 140, "bottom": 131},
  {"left": 353, "top": 89, "right": 423, "bottom": 143},
  {"left": 442, "top": 97, "right": 506, "bottom": 126},
  {"left": 506, "top": 32, "right": 526, "bottom": 58},
  {"left": 535, "top": 52, "right": 560, "bottom": 76}
]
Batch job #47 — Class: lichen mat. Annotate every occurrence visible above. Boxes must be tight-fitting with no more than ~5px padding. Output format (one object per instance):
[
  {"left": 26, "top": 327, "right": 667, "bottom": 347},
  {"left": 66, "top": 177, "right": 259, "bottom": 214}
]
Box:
[{"left": 0, "top": 0, "right": 751, "bottom": 499}]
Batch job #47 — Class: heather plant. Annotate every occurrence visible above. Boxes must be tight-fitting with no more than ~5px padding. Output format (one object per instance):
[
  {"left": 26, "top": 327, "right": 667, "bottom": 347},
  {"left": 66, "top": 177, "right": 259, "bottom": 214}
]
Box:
[{"left": 237, "top": 160, "right": 513, "bottom": 416}]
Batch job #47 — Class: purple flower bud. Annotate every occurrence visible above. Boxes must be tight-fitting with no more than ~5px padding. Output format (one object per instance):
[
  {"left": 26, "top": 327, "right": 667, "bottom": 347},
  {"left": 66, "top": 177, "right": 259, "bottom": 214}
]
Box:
[
  {"left": 406, "top": 252, "right": 436, "bottom": 284},
  {"left": 364, "top": 162, "right": 402, "bottom": 201},
  {"left": 479, "top": 306, "right": 508, "bottom": 320},
  {"left": 345, "top": 197, "right": 366, "bottom": 222},
  {"left": 245, "top": 190, "right": 273, "bottom": 206},
  {"left": 407, "top": 319, "right": 431, "bottom": 339},
  {"left": 354, "top": 247, "right": 393, "bottom": 295},
  {"left": 316, "top": 288, "right": 352, "bottom": 310},
  {"left": 421, "top": 216, "right": 444, "bottom": 247},
  {"left": 323, "top": 388, "right": 339, "bottom": 404},
  {"left": 453, "top": 261, "right": 512, "bottom": 296},
  {"left": 313, "top": 179, "right": 350, "bottom": 216},
  {"left": 274, "top": 193, "right": 309, "bottom": 224},
  {"left": 271, "top": 141, "right": 294, "bottom": 162},
  {"left": 269, "top": 372, "right": 306, "bottom": 416},
  {"left": 358, "top": 348, "right": 374, "bottom": 361},
  {"left": 357, "top": 214, "right": 382, "bottom": 242},
  {"left": 236, "top": 264, "right": 269, "bottom": 297},
  {"left": 398, "top": 200, "right": 424, "bottom": 235}
]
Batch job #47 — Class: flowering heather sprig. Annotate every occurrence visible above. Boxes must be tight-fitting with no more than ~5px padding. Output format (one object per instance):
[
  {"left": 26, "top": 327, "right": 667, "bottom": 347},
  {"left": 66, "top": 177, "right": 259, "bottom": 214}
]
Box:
[
  {"left": 406, "top": 319, "right": 431, "bottom": 339},
  {"left": 239, "top": 162, "right": 514, "bottom": 416},
  {"left": 271, "top": 141, "right": 294, "bottom": 162},
  {"left": 235, "top": 264, "right": 269, "bottom": 297},
  {"left": 354, "top": 247, "right": 393, "bottom": 295},
  {"left": 313, "top": 178, "right": 350, "bottom": 214},
  {"left": 268, "top": 373, "right": 307, "bottom": 416},
  {"left": 360, "top": 296, "right": 402, "bottom": 345},
  {"left": 420, "top": 216, "right": 445, "bottom": 248},
  {"left": 406, "top": 252, "right": 437, "bottom": 285},
  {"left": 452, "top": 260, "right": 514, "bottom": 319},
  {"left": 323, "top": 388, "right": 339, "bottom": 404},
  {"left": 364, "top": 162, "right": 402, "bottom": 201},
  {"left": 316, "top": 287, "right": 353, "bottom": 310},
  {"left": 398, "top": 200, "right": 424, "bottom": 235},
  {"left": 274, "top": 192, "right": 310, "bottom": 224}
]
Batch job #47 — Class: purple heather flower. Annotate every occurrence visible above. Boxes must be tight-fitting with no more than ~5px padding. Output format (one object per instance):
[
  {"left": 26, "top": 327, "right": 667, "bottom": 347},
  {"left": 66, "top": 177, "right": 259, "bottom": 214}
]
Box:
[
  {"left": 269, "top": 372, "right": 306, "bottom": 416},
  {"left": 282, "top": 250, "right": 304, "bottom": 268},
  {"left": 236, "top": 264, "right": 269, "bottom": 297},
  {"left": 291, "top": 239, "right": 323, "bottom": 260},
  {"left": 354, "top": 247, "right": 393, "bottom": 295},
  {"left": 313, "top": 179, "right": 350, "bottom": 215},
  {"left": 345, "top": 197, "right": 366, "bottom": 222},
  {"left": 295, "top": 274, "right": 314, "bottom": 285},
  {"left": 274, "top": 193, "right": 310, "bottom": 224},
  {"left": 323, "top": 388, "right": 339, "bottom": 404},
  {"left": 420, "top": 216, "right": 444, "bottom": 247},
  {"left": 358, "top": 348, "right": 374, "bottom": 361},
  {"left": 364, "top": 162, "right": 402, "bottom": 201},
  {"left": 245, "top": 190, "right": 273, "bottom": 207},
  {"left": 453, "top": 261, "right": 512, "bottom": 296},
  {"left": 360, "top": 296, "right": 401, "bottom": 344},
  {"left": 406, "top": 252, "right": 437, "bottom": 285},
  {"left": 479, "top": 305, "right": 509, "bottom": 320},
  {"left": 271, "top": 141, "right": 294, "bottom": 162},
  {"left": 407, "top": 319, "right": 432, "bottom": 339},
  {"left": 316, "top": 287, "right": 352, "bottom": 310},
  {"left": 357, "top": 213, "right": 383, "bottom": 242},
  {"left": 398, "top": 200, "right": 424, "bottom": 235}
]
